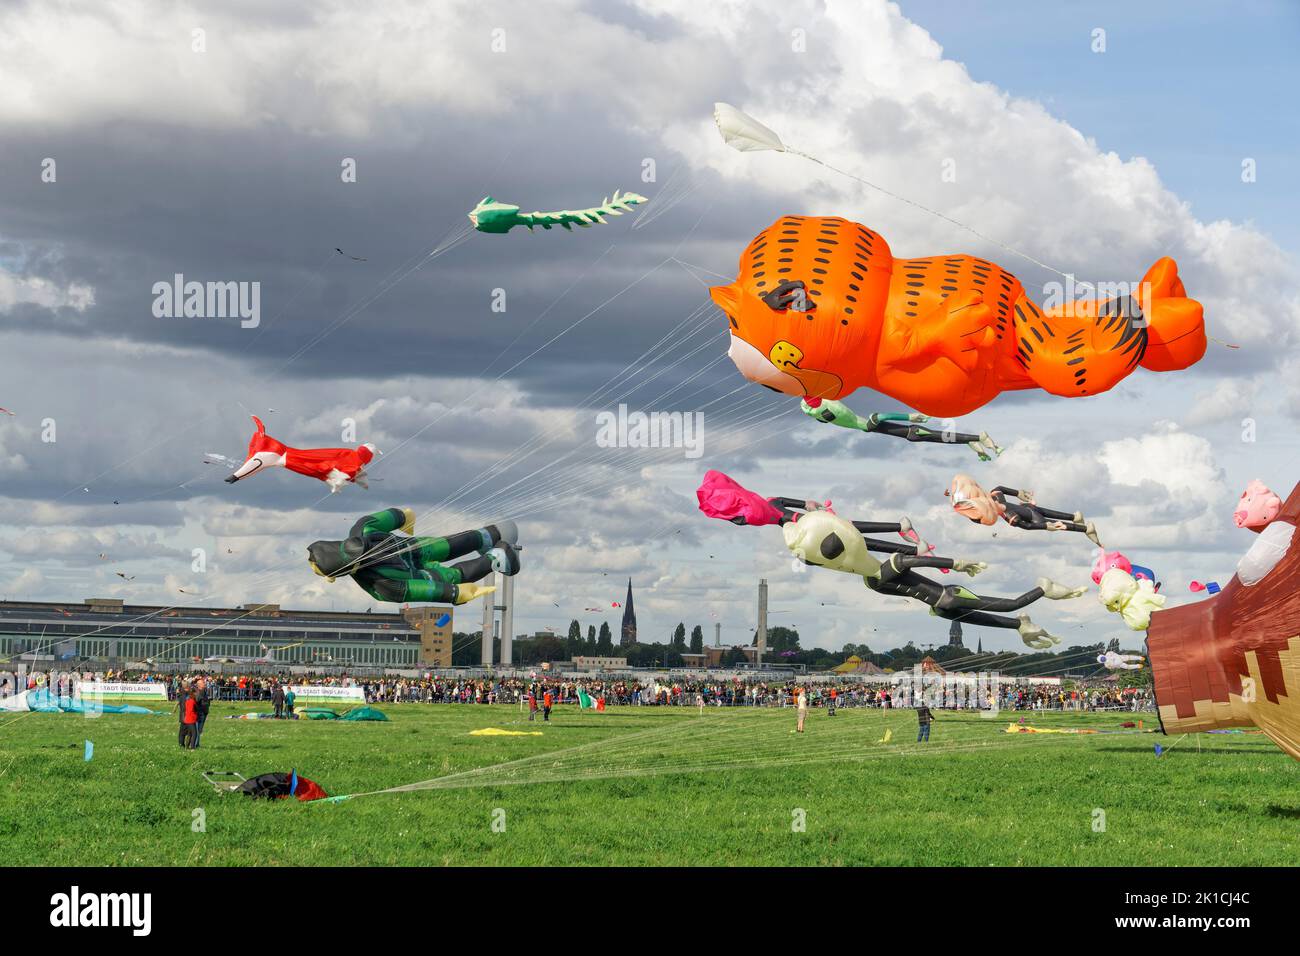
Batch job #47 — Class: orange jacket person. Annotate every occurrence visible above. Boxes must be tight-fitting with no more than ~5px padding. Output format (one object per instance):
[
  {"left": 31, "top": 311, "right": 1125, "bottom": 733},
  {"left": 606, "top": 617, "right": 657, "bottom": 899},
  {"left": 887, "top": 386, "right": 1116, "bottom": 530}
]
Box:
[{"left": 711, "top": 216, "right": 1206, "bottom": 418}]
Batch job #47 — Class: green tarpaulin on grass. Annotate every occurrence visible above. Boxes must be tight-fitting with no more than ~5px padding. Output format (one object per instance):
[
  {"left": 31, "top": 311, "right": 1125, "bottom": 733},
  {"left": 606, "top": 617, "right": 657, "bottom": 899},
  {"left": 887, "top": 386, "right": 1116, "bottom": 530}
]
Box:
[{"left": 303, "top": 706, "right": 388, "bottom": 722}]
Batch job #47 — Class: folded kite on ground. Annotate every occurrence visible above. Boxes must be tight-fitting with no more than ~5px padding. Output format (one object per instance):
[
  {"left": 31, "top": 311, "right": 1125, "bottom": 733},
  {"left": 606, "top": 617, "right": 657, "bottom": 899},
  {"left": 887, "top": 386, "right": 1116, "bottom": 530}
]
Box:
[
  {"left": 303, "top": 706, "right": 388, "bottom": 722},
  {"left": 0, "top": 688, "right": 154, "bottom": 715},
  {"left": 239, "top": 771, "right": 328, "bottom": 802},
  {"left": 226, "top": 712, "right": 297, "bottom": 720},
  {"left": 1005, "top": 723, "right": 1098, "bottom": 735}
]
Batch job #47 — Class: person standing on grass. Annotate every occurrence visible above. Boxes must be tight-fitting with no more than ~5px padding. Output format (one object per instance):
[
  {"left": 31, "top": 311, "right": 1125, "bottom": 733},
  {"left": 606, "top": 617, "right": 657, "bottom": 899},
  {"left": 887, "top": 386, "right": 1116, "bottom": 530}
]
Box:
[
  {"left": 180, "top": 688, "right": 199, "bottom": 749},
  {"left": 542, "top": 688, "right": 553, "bottom": 722},
  {"left": 915, "top": 700, "right": 934, "bottom": 742},
  {"left": 827, "top": 687, "right": 837, "bottom": 717},
  {"left": 285, "top": 686, "right": 296, "bottom": 720},
  {"left": 528, "top": 687, "right": 538, "bottom": 721},
  {"left": 272, "top": 682, "right": 285, "bottom": 719},
  {"left": 192, "top": 677, "right": 210, "bottom": 749},
  {"left": 796, "top": 686, "right": 808, "bottom": 733},
  {"left": 176, "top": 682, "right": 191, "bottom": 748}
]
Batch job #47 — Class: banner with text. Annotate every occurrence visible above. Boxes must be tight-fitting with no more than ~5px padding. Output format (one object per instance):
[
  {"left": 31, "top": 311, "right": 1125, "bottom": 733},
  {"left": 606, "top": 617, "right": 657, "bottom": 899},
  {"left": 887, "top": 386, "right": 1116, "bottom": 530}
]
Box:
[
  {"left": 77, "top": 682, "right": 169, "bottom": 701},
  {"left": 287, "top": 685, "right": 366, "bottom": 704}
]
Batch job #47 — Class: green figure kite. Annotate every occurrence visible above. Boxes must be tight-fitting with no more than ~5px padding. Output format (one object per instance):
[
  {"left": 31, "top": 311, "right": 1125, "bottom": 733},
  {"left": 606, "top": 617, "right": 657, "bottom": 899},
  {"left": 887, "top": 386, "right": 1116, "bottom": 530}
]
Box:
[
  {"left": 468, "top": 190, "right": 648, "bottom": 233},
  {"left": 307, "top": 508, "right": 520, "bottom": 605},
  {"left": 801, "top": 397, "right": 1003, "bottom": 462}
]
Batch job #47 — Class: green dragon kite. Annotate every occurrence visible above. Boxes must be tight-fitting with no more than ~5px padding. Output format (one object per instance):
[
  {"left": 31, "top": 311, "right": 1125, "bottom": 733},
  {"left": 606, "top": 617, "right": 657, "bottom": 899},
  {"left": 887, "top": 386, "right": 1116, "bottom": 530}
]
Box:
[{"left": 468, "top": 190, "right": 648, "bottom": 233}]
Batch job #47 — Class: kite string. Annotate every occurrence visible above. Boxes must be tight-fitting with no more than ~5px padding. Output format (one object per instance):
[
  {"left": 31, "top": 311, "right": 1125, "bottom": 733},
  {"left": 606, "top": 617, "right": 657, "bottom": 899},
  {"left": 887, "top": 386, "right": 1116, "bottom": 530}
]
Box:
[
  {"left": 319, "top": 302, "right": 720, "bottom": 579},
  {"left": 131, "top": 195, "right": 692, "bottom": 602},
  {"left": 346, "top": 297, "right": 724, "bottom": 572},
  {"left": 319, "top": 719, "right": 1105, "bottom": 802},
  {"left": 786, "top": 148, "right": 1069, "bottom": 281},
  {"left": 138, "top": 269, "right": 715, "bottom": 610},
  {"left": 56, "top": 128, "right": 525, "bottom": 507},
  {"left": 784, "top": 147, "right": 1240, "bottom": 349}
]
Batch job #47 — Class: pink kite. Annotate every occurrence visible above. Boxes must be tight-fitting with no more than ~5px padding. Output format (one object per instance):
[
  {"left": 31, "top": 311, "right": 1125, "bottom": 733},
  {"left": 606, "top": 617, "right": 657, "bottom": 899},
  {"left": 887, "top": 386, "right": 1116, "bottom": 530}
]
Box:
[
  {"left": 1092, "top": 550, "right": 1159, "bottom": 590},
  {"left": 696, "top": 469, "right": 784, "bottom": 526},
  {"left": 1091, "top": 550, "right": 1133, "bottom": 585},
  {"left": 1235, "top": 480, "right": 1281, "bottom": 533}
]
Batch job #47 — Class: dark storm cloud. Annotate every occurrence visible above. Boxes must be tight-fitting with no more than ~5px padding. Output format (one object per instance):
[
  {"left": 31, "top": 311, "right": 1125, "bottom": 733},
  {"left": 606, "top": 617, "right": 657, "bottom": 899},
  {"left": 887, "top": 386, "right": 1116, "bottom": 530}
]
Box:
[
  {"left": 0, "top": 95, "right": 811, "bottom": 526},
  {"left": 0, "top": 105, "right": 796, "bottom": 438}
]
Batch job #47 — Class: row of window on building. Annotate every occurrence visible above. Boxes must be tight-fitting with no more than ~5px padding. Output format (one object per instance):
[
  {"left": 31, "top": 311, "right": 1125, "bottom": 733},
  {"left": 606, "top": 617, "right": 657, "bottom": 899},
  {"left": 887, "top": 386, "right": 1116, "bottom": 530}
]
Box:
[{"left": 0, "top": 635, "right": 419, "bottom": 666}]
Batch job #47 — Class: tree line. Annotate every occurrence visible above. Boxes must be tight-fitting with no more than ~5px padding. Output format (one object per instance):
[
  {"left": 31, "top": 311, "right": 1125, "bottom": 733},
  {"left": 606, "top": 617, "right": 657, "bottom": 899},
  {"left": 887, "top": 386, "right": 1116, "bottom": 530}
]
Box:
[{"left": 450, "top": 620, "right": 1148, "bottom": 684}]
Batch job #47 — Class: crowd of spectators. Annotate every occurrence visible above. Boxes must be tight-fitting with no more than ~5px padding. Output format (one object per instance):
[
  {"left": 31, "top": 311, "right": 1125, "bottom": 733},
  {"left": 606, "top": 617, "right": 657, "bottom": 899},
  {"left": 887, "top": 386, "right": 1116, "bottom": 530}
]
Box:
[{"left": 2, "top": 668, "right": 1153, "bottom": 713}]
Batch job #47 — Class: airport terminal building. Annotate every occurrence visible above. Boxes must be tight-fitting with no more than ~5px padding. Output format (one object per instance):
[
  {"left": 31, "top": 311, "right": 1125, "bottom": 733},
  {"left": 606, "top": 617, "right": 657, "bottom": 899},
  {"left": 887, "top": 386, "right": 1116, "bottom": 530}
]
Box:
[{"left": 0, "top": 597, "right": 457, "bottom": 670}]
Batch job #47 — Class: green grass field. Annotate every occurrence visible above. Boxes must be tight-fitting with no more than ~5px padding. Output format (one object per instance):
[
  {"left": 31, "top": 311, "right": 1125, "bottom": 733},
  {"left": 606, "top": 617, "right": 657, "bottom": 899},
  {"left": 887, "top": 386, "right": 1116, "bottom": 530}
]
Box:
[{"left": 1, "top": 702, "right": 1295, "bottom": 866}]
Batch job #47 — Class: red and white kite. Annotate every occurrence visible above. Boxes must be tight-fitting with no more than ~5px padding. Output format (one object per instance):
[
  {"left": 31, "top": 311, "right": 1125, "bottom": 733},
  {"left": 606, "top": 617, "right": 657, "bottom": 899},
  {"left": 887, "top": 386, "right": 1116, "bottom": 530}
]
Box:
[{"left": 225, "top": 416, "right": 376, "bottom": 493}]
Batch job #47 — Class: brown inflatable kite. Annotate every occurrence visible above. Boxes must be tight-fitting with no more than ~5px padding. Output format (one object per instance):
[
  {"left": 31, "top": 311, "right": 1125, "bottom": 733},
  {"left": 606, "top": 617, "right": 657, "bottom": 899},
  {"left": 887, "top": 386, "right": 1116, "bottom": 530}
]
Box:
[{"left": 1147, "top": 480, "right": 1300, "bottom": 759}]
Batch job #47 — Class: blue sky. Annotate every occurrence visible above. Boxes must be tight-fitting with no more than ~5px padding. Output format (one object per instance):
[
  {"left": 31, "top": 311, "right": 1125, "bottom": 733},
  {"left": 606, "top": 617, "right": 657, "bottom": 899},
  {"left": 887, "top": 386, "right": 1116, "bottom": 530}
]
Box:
[{"left": 901, "top": 0, "right": 1300, "bottom": 251}]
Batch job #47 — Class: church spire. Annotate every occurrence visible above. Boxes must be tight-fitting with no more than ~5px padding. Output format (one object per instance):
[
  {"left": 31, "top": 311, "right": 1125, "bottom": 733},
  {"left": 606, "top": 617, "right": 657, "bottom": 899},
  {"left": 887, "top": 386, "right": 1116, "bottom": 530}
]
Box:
[{"left": 620, "top": 578, "right": 637, "bottom": 645}]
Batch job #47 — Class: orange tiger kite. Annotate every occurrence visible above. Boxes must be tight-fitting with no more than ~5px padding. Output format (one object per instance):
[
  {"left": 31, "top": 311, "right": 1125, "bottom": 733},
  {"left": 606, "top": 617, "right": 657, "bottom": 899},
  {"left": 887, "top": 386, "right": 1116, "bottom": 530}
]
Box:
[{"left": 710, "top": 216, "right": 1206, "bottom": 418}]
